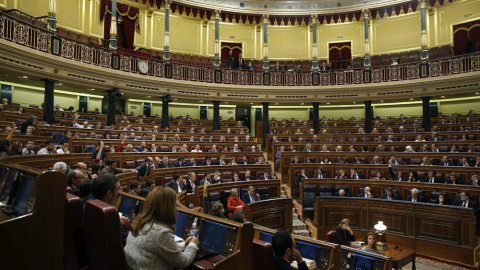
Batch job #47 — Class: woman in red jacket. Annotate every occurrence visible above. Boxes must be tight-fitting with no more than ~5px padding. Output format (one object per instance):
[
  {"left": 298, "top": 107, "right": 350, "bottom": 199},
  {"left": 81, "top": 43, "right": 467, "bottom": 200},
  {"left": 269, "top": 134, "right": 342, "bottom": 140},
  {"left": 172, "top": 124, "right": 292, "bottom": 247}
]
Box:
[{"left": 227, "top": 188, "right": 244, "bottom": 215}]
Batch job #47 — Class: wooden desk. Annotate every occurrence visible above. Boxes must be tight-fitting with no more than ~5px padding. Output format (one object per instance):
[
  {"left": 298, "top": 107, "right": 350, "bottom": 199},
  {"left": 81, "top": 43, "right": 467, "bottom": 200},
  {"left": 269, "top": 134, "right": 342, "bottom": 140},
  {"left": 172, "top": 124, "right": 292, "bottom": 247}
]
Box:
[
  {"left": 382, "top": 246, "right": 416, "bottom": 270},
  {"left": 244, "top": 198, "right": 293, "bottom": 231}
]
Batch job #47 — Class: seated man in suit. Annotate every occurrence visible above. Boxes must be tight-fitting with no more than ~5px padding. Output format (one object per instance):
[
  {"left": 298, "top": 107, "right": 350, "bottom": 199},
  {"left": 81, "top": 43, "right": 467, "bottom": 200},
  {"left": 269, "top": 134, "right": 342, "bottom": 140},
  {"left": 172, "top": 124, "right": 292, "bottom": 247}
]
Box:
[
  {"left": 185, "top": 172, "right": 199, "bottom": 194},
  {"left": 430, "top": 144, "right": 441, "bottom": 152},
  {"left": 173, "top": 156, "right": 186, "bottom": 167},
  {"left": 202, "top": 155, "right": 214, "bottom": 166},
  {"left": 453, "top": 191, "right": 478, "bottom": 215},
  {"left": 336, "top": 189, "right": 349, "bottom": 197},
  {"left": 388, "top": 165, "right": 407, "bottom": 181},
  {"left": 295, "top": 168, "right": 309, "bottom": 186},
  {"left": 466, "top": 173, "right": 479, "bottom": 186},
  {"left": 246, "top": 61, "right": 255, "bottom": 71},
  {"left": 67, "top": 169, "right": 84, "bottom": 196},
  {"left": 313, "top": 167, "right": 328, "bottom": 179},
  {"left": 227, "top": 50, "right": 234, "bottom": 69},
  {"left": 234, "top": 53, "right": 246, "bottom": 69},
  {"left": 258, "top": 169, "right": 274, "bottom": 180},
  {"left": 241, "top": 186, "right": 260, "bottom": 205},
  {"left": 358, "top": 186, "right": 374, "bottom": 198},
  {"left": 157, "top": 156, "right": 170, "bottom": 168},
  {"left": 370, "top": 156, "right": 383, "bottom": 165},
  {"left": 350, "top": 167, "right": 364, "bottom": 179},
  {"left": 429, "top": 132, "right": 442, "bottom": 141},
  {"left": 320, "top": 62, "right": 330, "bottom": 71},
  {"left": 421, "top": 170, "right": 442, "bottom": 183},
  {"left": 239, "top": 154, "right": 252, "bottom": 165},
  {"left": 185, "top": 157, "right": 199, "bottom": 167},
  {"left": 164, "top": 174, "right": 185, "bottom": 194},
  {"left": 439, "top": 155, "right": 455, "bottom": 166},
  {"left": 381, "top": 187, "right": 399, "bottom": 200},
  {"left": 135, "top": 157, "right": 154, "bottom": 178},
  {"left": 272, "top": 230, "right": 309, "bottom": 270},
  {"left": 405, "top": 188, "right": 424, "bottom": 203},
  {"left": 389, "top": 155, "right": 406, "bottom": 165},
  {"left": 273, "top": 61, "right": 282, "bottom": 71},
  {"left": 129, "top": 181, "right": 141, "bottom": 196},
  {"left": 240, "top": 169, "right": 256, "bottom": 181}
]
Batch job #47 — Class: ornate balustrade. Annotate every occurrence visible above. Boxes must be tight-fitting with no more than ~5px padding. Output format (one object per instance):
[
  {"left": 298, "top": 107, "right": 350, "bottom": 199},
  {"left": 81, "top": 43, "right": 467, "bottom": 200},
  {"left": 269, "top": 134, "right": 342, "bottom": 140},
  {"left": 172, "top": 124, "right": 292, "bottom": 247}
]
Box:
[{"left": 1, "top": 11, "right": 479, "bottom": 88}]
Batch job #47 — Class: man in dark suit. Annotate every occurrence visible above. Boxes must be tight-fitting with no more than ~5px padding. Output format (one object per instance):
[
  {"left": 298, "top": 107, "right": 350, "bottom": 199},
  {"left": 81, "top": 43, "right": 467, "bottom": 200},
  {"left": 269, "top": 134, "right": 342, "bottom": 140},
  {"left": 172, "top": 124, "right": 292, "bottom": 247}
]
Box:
[
  {"left": 429, "top": 144, "right": 441, "bottom": 152},
  {"left": 439, "top": 156, "right": 455, "bottom": 166},
  {"left": 239, "top": 154, "right": 252, "bottom": 165},
  {"left": 429, "top": 132, "right": 442, "bottom": 141},
  {"left": 350, "top": 167, "right": 364, "bottom": 179},
  {"left": 211, "top": 170, "right": 222, "bottom": 184},
  {"left": 227, "top": 50, "right": 234, "bottom": 69},
  {"left": 388, "top": 166, "right": 407, "bottom": 181},
  {"left": 389, "top": 155, "right": 406, "bottom": 165},
  {"left": 405, "top": 188, "right": 424, "bottom": 202},
  {"left": 157, "top": 156, "right": 170, "bottom": 168},
  {"left": 164, "top": 174, "right": 186, "bottom": 194},
  {"left": 381, "top": 187, "right": 399, "bottom": 200},
  {"left": 358, "top": 186, "right": 374, "bottom": 198},
  {"left": 453, "top": 191, "right": 478, "bottom": 215},
  {"left": 421, "top": 170, "right": 442, "bottom": 183},
  {"left": 258, "top": 169, "right": 274, "bottom": 180},
  {"left": 135, "top": 157, "right": 154, "bottom": 177},
  {"left": 185, "top": 157, "right": 199, "bottom": 167},
  {"left": 240, "top": 169, "right": 256, "bottom": 181},
  {"left": 246, "top": 61, "right": 255, "bottom": 71},
  {"left": 313, "top": 167, "right": 328, "bottom": 179},
  {"left": 202, "top": 155, "right": 214, "bottom": 166},
  {"left": 295, "top": 168, "right": 309, "bottom": 186},
  {"left": 273, "top": 61, "right": 282, "bottom": 71},
  {"left": 241, "top": 186, "right": 260, "bottom": 204},
  {"left": 173, "top": 156, "right": 186, "bottom": 167},
  {"left": 185, "top": 172, "right": 199, "bottom": 194},
  {"left": 320, "top": 62, "right": 330, "bottom": 71},
  {"left": 272, "top": 230, "right": 309, "bottom": 270},
  {"left": 466, "top": 173, "right": 479, "bottom": 186},
  {"left": 234, "top": 53, "right": 246, "bottom": 69}
]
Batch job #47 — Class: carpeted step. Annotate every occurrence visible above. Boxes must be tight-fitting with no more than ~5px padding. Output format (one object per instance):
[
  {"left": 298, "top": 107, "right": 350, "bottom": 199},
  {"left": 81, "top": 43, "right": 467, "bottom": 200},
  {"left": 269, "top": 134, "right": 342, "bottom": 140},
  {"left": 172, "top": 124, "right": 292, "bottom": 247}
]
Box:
[
  {"left": 293, "top": 229, "right": 310, "bottom": 237},
  {"left": 293, "top": 219, "right": 307, "bottom": 230}
]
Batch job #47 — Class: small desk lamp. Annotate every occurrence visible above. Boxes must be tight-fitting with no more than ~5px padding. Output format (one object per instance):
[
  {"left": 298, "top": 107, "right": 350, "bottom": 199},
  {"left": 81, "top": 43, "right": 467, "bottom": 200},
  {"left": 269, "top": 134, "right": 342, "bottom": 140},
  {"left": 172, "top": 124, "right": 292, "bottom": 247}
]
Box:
[{"left": 374, "top": 221, "right": 388, "bottom": 251}]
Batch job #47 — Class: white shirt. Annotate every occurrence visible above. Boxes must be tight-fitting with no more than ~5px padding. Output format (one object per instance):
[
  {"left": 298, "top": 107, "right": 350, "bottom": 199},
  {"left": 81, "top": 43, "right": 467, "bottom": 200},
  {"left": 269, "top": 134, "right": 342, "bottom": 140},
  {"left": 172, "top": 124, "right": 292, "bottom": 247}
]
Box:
[
  {"left": 191, "top": 149, "right": 203, "bottom": 152},
  {"left": 57, "top": 148, "right": 70, "bottom": 154}
]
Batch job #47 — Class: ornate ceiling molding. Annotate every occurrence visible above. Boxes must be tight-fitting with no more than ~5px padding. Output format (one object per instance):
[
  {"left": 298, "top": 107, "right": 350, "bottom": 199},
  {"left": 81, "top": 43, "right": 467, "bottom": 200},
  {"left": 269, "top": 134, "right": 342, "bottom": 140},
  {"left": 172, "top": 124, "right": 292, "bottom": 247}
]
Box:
[{"left": 173, "top": 0, "right": 414, "bottom": 16}]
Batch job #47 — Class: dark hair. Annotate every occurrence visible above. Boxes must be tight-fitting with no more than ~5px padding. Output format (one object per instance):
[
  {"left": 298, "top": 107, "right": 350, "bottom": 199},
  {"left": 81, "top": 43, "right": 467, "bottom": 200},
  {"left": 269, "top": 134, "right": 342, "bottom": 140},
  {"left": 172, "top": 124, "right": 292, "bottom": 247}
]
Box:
[
  {"left": 106, "top": 159, "right": 116, "bottom": 166},
  {"left": 104, "top": 131, "right": 111, "bottom": 138},
  {"left": 92, "top": 173, "right": 119, "bottom": 200},
  {"left": 462, "top": 191, "right": 470, "bottom": 198},
  {"left": 130, "top": 181, "right": 141, "bottom": 190},
  {"left": 146, "top": 179, "right": 155, "bottom": 187},
  {"left": 67, "top": 170, "right": 80, "bottom": 186},
  {"left": 45, "top": 140, "right": 53, "bottom": 146},
  {"left": 208, "top": 207, "right": 225, "bottom": 218},
  {"left": 229, "top": 212, "right": 245, "bottom": 223},
  {"left": 91, "top": 163, "right": 101, "bottom": 174},
  {"left": 25, "top": 115, "right": 36, "bottom": 125},
  {"left": 272, "top": 230, "right": 293, "bottom": 257},
  {"left": 174, "top": 174, "right": 182, "bottom": 180},
  {"left": 95, "top": 141, "right": 102, "bottom": 147},
  {"left": 78, "top": 179, "right": 93, "bottom": 199}
]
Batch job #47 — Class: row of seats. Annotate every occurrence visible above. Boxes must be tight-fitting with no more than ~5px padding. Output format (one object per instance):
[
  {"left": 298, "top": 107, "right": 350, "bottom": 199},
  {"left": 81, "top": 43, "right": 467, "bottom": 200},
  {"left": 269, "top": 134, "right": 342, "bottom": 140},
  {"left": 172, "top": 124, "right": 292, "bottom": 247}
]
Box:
[
  {"left": 160, "top": 170, "right": 271, "bottom": 183},
  {"left": 369, "top": 45, "right": 452, "bottom": 67},
  {"left": 207, "top": 187, "right": 270, "bottom": 214},
  {"left": 56, "top": 27, "right": 101, "bottom": 46}
]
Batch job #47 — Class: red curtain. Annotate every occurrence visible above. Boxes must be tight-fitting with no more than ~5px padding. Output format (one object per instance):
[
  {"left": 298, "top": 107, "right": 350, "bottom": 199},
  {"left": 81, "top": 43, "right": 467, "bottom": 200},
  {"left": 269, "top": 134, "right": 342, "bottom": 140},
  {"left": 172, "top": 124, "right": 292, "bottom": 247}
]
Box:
[
  {"left": 453, "top": 20, "right": 480, "bottom": 55},
  {"left": 329, "top": 42, "right": 351, "bottom": 70},
  {"left": 100, "top": 0, "right": 140, "bottom": 50},
  {"left": 221, "top": 42, "right": 242, "bottom": 60}
]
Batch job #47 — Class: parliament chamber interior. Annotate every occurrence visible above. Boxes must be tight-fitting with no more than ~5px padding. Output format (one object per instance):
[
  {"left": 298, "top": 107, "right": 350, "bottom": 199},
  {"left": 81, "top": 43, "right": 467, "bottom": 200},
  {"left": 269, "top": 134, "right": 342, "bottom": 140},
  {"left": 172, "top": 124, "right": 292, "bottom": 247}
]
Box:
[{"left": 0, "top": 0, "right": 479, "bottom": 269}]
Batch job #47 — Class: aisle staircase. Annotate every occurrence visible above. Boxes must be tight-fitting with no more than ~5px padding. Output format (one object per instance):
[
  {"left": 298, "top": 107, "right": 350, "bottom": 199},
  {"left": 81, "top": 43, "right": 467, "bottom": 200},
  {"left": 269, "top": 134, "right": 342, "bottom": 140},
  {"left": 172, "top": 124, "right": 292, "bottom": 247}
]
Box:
[{"left": 282, "top": 186, "right": 312, "bottom": 238}]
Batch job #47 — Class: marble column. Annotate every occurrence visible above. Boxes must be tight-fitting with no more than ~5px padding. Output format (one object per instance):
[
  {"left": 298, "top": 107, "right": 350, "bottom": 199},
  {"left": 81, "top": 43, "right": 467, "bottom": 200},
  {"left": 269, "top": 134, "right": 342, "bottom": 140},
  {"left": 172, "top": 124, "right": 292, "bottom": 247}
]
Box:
[
  {"left": 262, "top": 102, "right": 269, "bottom": 151},
  {"left": 311, "top": 15, "right": 319, "bottom": 72},
  {"left": 422, "top": 96, "right": 431, "bottom": 132},
  {"left": 47, "top": 0, "right": 57, "bottom": 34},
  {"left": 420, "top": 0, "right": 429, "bottom": 63},
  {"left": 106, "top": 88, "right": 119, "bottom": 126},
  {"left": 262, "top": 14, "right": 269, "bottom": 71},
  {"left": 213, "top": 10, "right": 221, "bottom": 68},
  {"left": 109, "top": 0, "right": 118, "bottom": 51},
  {"left": 41, "top": 79, "right": 57, "bottom": 125},
  {"left": 363, "top": 9, "right": 371, "bottom": 69},
  {"left": 163, "top": 0, "right": 171, "bottom": 63},
  {"left": 312, "top": 102, "right": 319, "bottom": 133},
  {"left": 364, "top": 100, "right": 372, "bottom": 133},
  {"left": 213, "top": 101, "right": 220, "bottom": 130}
]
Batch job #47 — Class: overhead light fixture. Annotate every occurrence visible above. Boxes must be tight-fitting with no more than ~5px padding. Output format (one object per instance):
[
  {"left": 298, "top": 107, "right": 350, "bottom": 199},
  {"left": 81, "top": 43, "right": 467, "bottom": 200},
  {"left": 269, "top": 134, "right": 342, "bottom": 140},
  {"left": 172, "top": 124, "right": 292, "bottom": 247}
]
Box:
[
  {"left": 199, "top": 100, "right": 203, "bottom": 102},
  {"left": 250, "top": 102, "right": 253, "bottom": 104},
  {"left": 58, "top": 82, "right": 63, "bottom": 86},
  {"left": 174, "top": 98, "right": 178, "bottom": 101},
  {"left": 410, "top": 98, "right": 414, "bottom": 100},
  {"left": 301, "top": 103, "right": 304, "bottom": 105},
  {"left": 475, "top": 92, "right": 479, "bottom": 95},
  {"left": 380, "top": 100, "right": 384, "bottom": 102},
  {"left": 353, "top": 101, "right": 356, "bottom": 104},
  {"left": 22, "top": 76, "right": 28, "bottom": 79},
  {"left": 441, "top": 95, "right": 445, "bottom": 98},
  {"left": 225, "top": 101, "right": 228, "bottom": 103},
  {"left": 147, "top": 96, "right": 151, "bottom": 98},
  {"left": 275, "top": 103, "right": 278, "bottom": 105},
  {"left": 327, "top": 102, "right": 330, "bottom": 104}
]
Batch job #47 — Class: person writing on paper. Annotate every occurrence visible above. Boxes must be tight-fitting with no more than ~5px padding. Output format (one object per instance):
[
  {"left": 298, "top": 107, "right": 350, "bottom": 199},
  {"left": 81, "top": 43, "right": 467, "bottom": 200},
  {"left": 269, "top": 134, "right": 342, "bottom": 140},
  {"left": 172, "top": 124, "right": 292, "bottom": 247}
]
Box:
[
  {"left": 361, "top": 232, "right": 379, "bottom": 254},
  {"left": 272, "top": 230, "right": 309, "bottom": 270},
  {"left": 124, "top": 186, "right": 199, "bottom": 269},
  {"left": 332, "top": 218, "right": 356, "bottom": 245}
]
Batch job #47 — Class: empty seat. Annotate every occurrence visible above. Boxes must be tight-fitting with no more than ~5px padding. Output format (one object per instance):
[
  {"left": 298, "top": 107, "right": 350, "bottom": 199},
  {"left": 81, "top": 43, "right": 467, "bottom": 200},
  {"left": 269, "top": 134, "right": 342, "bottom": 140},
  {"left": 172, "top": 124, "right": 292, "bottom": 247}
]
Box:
[
  {"left": 302, "top": 185, "right": 317, "bottom": 218},
  {"left": 257, "top": 187, "right": 269, "bottom": 200},
  {"left": 319, "top": 185, "right": 333, "bottom": 196},
  {"left": 84, "top": 200, "right": 129, "bottom": 270},
  {"left": 207, "top": 192, "right": 221, "bottom": 208},
  {"left": 326, "top": 230, "right": 335, "bottom": 243},
  {"left": 64, "top": 193, "right": 88, "bottom": 269},
  {"left": 124, "top": 160, "right": 136, "bottom": 169}
]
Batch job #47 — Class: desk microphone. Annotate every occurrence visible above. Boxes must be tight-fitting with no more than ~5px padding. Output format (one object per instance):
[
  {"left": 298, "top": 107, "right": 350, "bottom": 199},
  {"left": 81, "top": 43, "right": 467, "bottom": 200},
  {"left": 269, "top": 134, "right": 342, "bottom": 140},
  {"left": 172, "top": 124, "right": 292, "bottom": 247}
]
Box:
[{"left": 394, "top": 245, "right": 402, "bottom": 251}]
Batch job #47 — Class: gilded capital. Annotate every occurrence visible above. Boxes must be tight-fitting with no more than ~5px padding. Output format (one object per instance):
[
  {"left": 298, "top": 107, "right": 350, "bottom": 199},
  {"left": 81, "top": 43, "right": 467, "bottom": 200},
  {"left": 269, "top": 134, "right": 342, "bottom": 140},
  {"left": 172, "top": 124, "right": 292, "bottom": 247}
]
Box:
[
  {"left": 214, "top": 10, "right": 221, "bottom": 19},
  {"left": 419, "top": 0, "right": 427, "bottom": 9},
  {"left": 262, "top": 14, "right": 269, "bottom": 24},
  {"left": 362, "top": 9, "right": 369, "bottom": 19},
  {"left": 164, "top": 0, "right": 171, "bottom": 10},
  {"left": 311, "top": 15, "right": 317, "bottom": 24}
]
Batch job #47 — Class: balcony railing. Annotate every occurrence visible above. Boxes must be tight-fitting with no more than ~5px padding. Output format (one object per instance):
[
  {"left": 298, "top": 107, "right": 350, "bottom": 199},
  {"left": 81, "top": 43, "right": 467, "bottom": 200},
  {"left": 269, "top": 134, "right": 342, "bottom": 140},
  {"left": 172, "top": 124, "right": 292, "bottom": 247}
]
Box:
[{"left": 1, "top": 11, "right": 479, "bottom": 87}]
